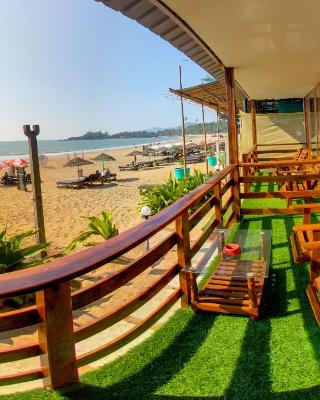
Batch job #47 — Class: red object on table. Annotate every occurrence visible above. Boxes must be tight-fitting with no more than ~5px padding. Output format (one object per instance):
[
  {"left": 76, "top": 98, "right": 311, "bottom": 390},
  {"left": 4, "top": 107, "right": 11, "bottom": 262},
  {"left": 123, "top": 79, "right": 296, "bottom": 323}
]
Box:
[{"left": 223, "top": 243, "right": 241, "bottom": 257}]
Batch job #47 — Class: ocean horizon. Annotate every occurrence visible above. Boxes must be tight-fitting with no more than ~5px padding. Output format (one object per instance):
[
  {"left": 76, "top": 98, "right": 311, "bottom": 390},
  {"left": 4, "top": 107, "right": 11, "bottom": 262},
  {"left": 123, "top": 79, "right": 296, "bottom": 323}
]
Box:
[{"left": 0, "top": 136, "right": 182, "bottom": 159}]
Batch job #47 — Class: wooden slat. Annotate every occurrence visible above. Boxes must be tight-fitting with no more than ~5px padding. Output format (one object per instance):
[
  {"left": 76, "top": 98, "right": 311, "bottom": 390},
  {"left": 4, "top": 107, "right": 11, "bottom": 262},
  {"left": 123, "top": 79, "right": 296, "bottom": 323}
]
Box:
[
  {"left": 190, "top": 218, "right": 219, "bottom": 258},
  {"left": 0, "top": 305, "right": 38, "bottom": 332},
  {"left": 241, "top": 208, "right": 298, "bottom": 216},
  {"left": 72, "top": 232, "right": 177, "bottom": 309},
  {"left": 77, "top": 288, "right": 181, "bottom": 366},
  {"left": 205, "top": 283, "right": 249, "bottom": 292},
  {"left": 221, "top": 178, "right": 233, "bottom": 193},
  {"left": 74, "top": 262, "right": 179, "bottom": 342},
  {"left": 221, "top": 195, "right": 233, "bottom": 214},
  {"left": 225, "top": 210, "right": 235, "bottom": 228},
  {"left": 200, "top": 288, "right": 249, "bottom": 299},
  {"left": 0, "top": 342, "right": 39, "bottom": 363},
  {"left": 306, "top": 284, "right": 320, "bottom": 326},
  {"left": 198, "top": 295, "right": 250, "bottom": 306},
  {"left": 240, "top": 173, "right": 320, "bottom": 183},
  {"left": 189, "top": 194, "right": 216, "bottom": 229},
  {"left": 239, "top": 159, "right": 320, "bottom": 168},
  {"left": 194, "top": 301, "right": 251, "bottom": 315},
  {"left": 0, "top": 368, "right": 42, "bottom": 385}
]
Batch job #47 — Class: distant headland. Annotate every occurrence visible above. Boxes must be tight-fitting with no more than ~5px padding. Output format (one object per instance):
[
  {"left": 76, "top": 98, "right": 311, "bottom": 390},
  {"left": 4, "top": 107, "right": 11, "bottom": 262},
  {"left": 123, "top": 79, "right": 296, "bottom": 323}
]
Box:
[{"left": 65, "top": 120, "right": 227, "bottom": 141}]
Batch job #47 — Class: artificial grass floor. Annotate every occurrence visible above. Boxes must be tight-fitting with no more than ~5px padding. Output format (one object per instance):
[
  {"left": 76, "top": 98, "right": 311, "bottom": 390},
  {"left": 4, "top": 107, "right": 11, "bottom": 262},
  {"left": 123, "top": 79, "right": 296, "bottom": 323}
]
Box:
[{"left": 2, "top": 194, "right": 320, "bottom": 399}]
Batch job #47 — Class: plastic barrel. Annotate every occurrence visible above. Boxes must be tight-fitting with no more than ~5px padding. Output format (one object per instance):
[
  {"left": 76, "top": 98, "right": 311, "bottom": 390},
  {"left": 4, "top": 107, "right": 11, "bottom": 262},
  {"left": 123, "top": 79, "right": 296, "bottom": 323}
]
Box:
[
  {"left": 208, "top": 156, "right": 217, "bottom": 167},
  {"left": 174, "top": 167, "right": 190, "bottom": 180},
  {"left": 174, "top": 167, "right": 184, "bottom": 180}
]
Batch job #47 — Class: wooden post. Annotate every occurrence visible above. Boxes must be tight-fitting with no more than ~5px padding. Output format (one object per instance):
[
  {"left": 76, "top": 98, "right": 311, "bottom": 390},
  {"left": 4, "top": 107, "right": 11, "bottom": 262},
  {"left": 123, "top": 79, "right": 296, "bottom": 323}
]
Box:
[
  {"left": 225, "top": 68, "right": 240, "bottom": 222},
  {"left": 179, "top": 65, "right": 187, "bottom": 175},
  {"left": 176, "top": 212, "right": 197, "bottom": 306},
  {"left": 315, "top": 87, "right": 319, "bottom": 157},
  {"left": 232, "top": 166, "right": 241, "bottom": 222},
  {"left": 242, "top": 153, "right": 249, "bottom": 193},
  {"left": 247, "top": 272, "right": 258, "bottom": 319},
  {"left": 37, "top": 282, "right": 79, "bottom": 388},
  {"left": 224, "top": 67, "right": 238, "bottom": 165},
  {"left": 23, "top": 125, "right": 47, "bottom": 258},
  {"left": 250, "top": 99, "right": 258, "bottom": 163},
  {"left": 214, "top": 181, "right": 223, "bottom": 227},
  {"left": 218, "top": 230, "right": 225, "bottom": 260},
  {"left": 201, "top": 103, "right": 209, "bottom": 175},
  {"left": 304, "top": 97, "right": 311, "bottom": 153}
]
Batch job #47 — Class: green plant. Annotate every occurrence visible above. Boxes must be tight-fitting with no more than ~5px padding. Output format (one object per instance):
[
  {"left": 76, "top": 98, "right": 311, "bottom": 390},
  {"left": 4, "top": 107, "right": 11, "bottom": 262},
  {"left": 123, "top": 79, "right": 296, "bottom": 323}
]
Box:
[
  {"left": 0, "top": 229, "right": 48, "bottom": 274},
  {"left": 67, "top": 210, "right": 119, "bottom": 251},
  {"left": 139, "top": 170, "right": 212, "bottom": 215}
]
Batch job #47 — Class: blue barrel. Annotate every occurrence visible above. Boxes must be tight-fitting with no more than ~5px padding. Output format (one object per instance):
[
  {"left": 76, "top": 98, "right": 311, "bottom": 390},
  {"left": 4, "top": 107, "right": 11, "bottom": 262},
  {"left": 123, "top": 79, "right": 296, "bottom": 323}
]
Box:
[
  {"left": 208, "top": 156, "right": 217, "bottom": 167},
  {"left": 174, "top": 167, "right": 190, "bottom": 180},
  {"left": 174, "top": 167, "right": 184, "bottom": 180}
]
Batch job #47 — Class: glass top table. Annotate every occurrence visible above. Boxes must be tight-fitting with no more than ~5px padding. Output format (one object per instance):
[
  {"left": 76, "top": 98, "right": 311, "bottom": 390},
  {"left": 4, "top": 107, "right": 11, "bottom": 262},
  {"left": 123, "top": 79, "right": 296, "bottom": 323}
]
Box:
[{"left": 185, "top": 229, "right": 272, "bottom": 279}]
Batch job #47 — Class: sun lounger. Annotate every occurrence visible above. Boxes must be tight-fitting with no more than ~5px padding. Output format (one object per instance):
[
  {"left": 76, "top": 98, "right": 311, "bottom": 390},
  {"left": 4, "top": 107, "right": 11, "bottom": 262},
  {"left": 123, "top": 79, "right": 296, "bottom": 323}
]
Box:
[
  {"left": 100, "top": 172, "right": 117, "bottom": 182},
  {"left": 119, "top": 164, "right": 139, "bottom": 171},
  {"left": 56, "top": 177, "right": 86, "bottom": 189}
]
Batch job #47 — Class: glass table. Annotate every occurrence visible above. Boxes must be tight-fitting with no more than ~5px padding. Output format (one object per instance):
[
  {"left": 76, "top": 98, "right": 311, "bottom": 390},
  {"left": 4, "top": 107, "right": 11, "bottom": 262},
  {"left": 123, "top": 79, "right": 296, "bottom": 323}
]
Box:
[{"left": 183, "top": 229, "right": 272, "bottom": 320}]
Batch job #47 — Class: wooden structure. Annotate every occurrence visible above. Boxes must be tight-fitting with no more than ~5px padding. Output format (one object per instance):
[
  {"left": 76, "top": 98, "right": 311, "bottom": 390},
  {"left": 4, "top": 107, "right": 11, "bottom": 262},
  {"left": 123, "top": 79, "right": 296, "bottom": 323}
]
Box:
[
  {"left": 290, "top": 204, "right": 320, "bottom": 324},
  {"left": 191, "top": 230, "right": 269, "bottom": 320}
]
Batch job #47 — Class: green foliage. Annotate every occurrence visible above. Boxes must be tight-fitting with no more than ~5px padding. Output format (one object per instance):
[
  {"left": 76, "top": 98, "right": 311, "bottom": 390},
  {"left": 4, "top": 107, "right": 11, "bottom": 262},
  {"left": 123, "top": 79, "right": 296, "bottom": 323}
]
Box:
[
  {"left": 139, "top": 170, "right": 212, "bottom": 215},
  {"left": 0, "top": 229, "right": 48, "bottom": 274},
  {"left": 67, "top": 210, "right": 119, "bottom": 251}
]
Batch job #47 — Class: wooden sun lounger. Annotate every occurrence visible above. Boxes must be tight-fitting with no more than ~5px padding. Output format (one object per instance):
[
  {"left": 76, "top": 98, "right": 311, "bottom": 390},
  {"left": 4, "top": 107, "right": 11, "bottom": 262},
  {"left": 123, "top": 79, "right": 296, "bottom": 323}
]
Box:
[
  {"left": 119, "top": 164, "right": 139, "bottom": 171},
  {"left": 56, "top": 178, "right": 85, "bottom": 189}
]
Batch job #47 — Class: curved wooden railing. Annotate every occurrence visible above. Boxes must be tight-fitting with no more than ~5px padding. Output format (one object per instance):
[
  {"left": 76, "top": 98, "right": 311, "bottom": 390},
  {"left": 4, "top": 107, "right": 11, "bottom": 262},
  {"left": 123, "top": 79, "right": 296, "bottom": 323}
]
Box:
[{"left": 0, "top": 164, "right": 238, "bottom": 389}]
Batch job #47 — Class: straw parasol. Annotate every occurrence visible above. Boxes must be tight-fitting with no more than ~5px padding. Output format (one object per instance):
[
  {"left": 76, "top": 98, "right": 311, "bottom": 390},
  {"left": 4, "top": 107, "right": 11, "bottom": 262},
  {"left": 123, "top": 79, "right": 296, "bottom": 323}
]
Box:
[
  {"left": 126, "top": 150, "right": 143, "bottom": 164},
  {"left": 64, "top": 157, "right": 93, "bottom": 177},
  {"left": 91, "top": 152, "right": 115, "bottom": 171}
]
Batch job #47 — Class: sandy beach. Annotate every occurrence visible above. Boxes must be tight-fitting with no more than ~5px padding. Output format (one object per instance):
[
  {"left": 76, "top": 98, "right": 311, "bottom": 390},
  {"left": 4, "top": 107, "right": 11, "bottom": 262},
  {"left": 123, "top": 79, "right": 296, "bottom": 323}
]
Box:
[{"left": 1, "top": 137, "right": 208, "bottom": 253}]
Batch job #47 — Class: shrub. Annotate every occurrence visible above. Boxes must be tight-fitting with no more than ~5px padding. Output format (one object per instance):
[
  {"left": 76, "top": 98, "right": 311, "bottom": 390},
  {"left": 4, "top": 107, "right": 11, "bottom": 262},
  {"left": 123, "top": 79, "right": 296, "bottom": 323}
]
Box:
[
  {"left": 67, "top": 210, "right": 119, "bottom": 251},
  {"left": 139, "top": 170, "right": 212, "bottom": 215}
]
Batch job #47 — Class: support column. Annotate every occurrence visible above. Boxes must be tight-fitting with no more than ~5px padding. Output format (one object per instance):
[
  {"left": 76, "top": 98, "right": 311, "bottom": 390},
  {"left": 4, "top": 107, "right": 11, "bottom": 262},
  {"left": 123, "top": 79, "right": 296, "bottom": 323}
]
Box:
[
  {"left": 37, "top": 282, "right": 79, "bottom": 388},
  {"left": 224, "top": 67, "right": 238, "bottom": 165},
  {"left": 304, "top": 97, "right": 311, "bottom": 152},
  {"left": 225, "top": 67, "right": 240, "bottom": 222},
  {"left": 201, "top": 104, "right": 209, "bottom": 175},
  {"left": 250, "top": 99, "right": 258, "bottom": 163}
]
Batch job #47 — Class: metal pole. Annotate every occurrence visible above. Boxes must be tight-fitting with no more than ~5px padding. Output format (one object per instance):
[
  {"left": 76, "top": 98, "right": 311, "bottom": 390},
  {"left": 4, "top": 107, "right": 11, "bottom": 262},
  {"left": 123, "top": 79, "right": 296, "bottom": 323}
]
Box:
[
  {"left": 201, "top": 104, "right": 209, "bottom": 175},
  {"left": 179, "top": 65, "right": 187, "bottom": 175},
  {"left": 23, "top": 125, "right": 47, "bottom": 258}
]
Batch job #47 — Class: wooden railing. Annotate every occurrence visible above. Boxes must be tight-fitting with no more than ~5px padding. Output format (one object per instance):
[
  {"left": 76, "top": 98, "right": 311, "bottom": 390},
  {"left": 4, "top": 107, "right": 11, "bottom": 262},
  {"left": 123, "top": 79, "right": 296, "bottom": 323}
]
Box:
[
  {"left": 256, "top": 142, "right": 319, "bottom": 161},
  {"left": 0, "top": 165, "right": 237, "bottom": 389},
  {"left": 239, "top": 159, "right": 320, "bottom": 216}
]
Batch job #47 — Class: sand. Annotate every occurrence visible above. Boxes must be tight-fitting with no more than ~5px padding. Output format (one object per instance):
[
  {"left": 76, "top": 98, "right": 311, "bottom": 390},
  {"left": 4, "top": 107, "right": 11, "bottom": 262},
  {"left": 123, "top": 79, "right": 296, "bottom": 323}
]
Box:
[{"left": 1, "top": 138, "right": 208, "bottom": 253}]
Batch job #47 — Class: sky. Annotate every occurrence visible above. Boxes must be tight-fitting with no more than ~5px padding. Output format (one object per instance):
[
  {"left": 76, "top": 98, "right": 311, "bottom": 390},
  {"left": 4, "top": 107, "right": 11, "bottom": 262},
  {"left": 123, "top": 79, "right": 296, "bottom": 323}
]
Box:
[{"left": 0, "top": 0, "right": 216, "bottom": 141}]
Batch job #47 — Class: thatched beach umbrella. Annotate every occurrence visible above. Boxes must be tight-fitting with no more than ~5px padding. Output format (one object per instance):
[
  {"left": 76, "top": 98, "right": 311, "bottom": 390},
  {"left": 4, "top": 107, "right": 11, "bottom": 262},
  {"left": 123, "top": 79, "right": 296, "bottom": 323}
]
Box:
[
  {"left": 91, "top": 152, "right": 115, "bottom": 171},
  {"left": 126, "top": 150, "right": 143, "bottom": 164},
  {"left": 64, "top": 156, "right": 93, "bottom": 177}
]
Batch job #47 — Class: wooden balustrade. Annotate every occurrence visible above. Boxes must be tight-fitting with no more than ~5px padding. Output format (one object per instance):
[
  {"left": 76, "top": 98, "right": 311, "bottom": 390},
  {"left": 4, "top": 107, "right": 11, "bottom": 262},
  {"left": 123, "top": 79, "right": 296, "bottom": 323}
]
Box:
[{"left": 0, "top": 164, "right": 237, "bottom": 389}]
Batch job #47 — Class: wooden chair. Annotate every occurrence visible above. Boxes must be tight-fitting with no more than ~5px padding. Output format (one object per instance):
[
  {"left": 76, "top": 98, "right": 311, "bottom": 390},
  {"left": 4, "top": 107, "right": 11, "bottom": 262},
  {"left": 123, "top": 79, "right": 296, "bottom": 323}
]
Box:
[
  {"left": 279, "top": 164, "right": 320, "bottom": 206},
  {"left": 290, "top": 203, "right": 320, "bottom": 325}
]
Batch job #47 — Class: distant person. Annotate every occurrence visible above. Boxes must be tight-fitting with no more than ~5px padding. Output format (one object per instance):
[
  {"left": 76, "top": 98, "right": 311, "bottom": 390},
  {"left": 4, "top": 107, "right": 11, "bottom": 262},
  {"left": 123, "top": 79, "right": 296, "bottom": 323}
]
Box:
[{"left": 0, "top": 171, "right": 8, "bottom": 184}]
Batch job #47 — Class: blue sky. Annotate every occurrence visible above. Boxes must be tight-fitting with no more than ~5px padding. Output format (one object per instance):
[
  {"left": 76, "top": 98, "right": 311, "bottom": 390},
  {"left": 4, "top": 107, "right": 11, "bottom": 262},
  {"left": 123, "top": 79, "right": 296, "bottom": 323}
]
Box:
[{"left": 0, "top": 0, "right": 215, "bottom": 140}]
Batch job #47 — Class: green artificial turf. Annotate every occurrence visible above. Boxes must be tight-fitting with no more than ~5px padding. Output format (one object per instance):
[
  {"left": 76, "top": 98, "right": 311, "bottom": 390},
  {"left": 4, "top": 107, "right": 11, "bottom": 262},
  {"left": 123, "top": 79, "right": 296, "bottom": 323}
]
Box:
[{"left": 3, "top": 192, "right": 320, "bottom": 399}]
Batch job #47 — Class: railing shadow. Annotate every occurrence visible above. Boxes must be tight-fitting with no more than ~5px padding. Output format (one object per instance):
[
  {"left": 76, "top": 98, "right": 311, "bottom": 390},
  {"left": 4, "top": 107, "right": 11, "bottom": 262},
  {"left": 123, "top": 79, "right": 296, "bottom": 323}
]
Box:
[{"left": 63, "top": 311, "right": 218, "bottom": 400}]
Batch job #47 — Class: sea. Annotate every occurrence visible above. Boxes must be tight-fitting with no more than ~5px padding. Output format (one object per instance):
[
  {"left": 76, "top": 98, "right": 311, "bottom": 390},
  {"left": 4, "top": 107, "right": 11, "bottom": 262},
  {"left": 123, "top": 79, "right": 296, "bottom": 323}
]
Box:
[{"left": 0, "top": 137, "right": 180, "bottom": 159}]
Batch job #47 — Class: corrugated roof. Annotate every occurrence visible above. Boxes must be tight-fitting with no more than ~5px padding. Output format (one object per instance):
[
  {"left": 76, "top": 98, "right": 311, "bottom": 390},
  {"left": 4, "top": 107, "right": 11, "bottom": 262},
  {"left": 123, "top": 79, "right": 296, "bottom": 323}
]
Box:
[
  {"left": 169, "top": 82, "right": 246, "bottom": 114},
  {"left": 95, "top": 0, "right": 248, "bottom": 99}
]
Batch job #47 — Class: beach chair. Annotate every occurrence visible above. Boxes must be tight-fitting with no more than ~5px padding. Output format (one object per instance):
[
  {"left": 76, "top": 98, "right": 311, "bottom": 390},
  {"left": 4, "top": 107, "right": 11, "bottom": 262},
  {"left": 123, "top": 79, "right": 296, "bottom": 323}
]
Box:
[
  {"left": 100, "top": 172, "right": 117, "bottom": 182},
  {"left": 84, "top": 173, "right": 102, "bottom": 185},
  {"left": 119, "top": 163, "right": 139, "bottom": 171}
]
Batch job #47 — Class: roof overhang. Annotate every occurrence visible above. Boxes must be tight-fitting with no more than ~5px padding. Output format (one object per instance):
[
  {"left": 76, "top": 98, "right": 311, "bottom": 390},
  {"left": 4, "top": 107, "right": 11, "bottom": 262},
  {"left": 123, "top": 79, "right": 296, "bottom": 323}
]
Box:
[
  {"left": 97, "top": 0, "right": 320, "bottom": 100},
  {"left": 169, "top": 82, "right": 246, "bottom": 114}
]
